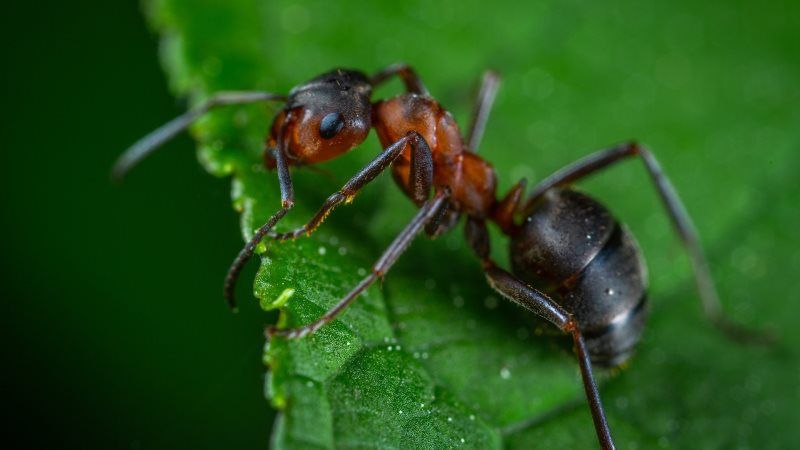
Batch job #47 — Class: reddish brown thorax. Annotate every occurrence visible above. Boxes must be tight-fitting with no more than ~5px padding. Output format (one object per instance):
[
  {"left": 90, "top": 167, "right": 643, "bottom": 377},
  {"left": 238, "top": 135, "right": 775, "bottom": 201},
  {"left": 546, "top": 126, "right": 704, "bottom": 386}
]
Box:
[{"left": 373, "top": 95, "right": 498, "bottom": 219}]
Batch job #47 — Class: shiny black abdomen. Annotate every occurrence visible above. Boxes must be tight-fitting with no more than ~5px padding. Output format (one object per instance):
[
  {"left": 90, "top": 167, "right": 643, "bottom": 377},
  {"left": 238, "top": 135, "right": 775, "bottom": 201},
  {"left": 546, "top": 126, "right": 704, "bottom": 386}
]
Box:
[{"left": 510, "top": 188, "right": 649, "bottom": 366}]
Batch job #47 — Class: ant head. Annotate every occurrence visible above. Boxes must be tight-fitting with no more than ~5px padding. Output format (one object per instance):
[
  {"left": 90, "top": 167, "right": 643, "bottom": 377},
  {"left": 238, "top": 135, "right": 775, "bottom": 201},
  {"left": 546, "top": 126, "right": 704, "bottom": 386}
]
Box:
[{"left": 271, "top": 68, "right": 373, "bottom": 164}]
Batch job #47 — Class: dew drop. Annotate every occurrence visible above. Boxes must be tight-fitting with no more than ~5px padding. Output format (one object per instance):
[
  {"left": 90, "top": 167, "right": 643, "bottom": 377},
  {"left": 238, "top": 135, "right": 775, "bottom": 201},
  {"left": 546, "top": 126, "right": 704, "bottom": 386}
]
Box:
[
  {"left": 500, "top": 367, "right": 511, "bottom": 379},
  {"left": 318, "top": 246, "right": 327, "bottom": 255}
]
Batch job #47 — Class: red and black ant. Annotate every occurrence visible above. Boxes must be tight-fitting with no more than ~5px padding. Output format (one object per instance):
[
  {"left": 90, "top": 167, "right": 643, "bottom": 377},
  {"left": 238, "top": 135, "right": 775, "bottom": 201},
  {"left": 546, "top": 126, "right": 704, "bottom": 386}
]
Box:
[{"left": 114, "top": 64, "right": 772, "bottom": 449}]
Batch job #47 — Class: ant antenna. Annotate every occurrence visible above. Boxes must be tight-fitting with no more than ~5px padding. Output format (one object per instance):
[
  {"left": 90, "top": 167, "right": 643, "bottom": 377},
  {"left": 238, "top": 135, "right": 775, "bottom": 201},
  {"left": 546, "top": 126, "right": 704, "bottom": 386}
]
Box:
[{"left": 112, "top": 91, "right": 286, "bottom": 181}]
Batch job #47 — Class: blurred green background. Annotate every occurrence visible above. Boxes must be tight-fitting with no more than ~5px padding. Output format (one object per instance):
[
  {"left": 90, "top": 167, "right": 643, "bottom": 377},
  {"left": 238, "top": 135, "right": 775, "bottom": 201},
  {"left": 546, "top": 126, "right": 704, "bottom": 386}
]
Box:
[
  {"left": 3, "top": 1, "right": 271, "bottom": 448},
  {"left": 2, "top": 0, "right": 798, "bottom": 449}
]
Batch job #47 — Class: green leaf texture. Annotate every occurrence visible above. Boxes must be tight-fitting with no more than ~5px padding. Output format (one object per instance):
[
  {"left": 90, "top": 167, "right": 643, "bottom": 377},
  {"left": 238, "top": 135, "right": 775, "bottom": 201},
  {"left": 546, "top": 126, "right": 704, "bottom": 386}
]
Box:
[{"left": 148, "top": 0, "right": 800, "bottom": 448}]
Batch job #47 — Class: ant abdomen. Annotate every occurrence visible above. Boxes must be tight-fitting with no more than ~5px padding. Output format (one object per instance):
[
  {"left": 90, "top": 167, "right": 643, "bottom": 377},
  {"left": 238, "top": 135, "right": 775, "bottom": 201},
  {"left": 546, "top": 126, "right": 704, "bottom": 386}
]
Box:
[{"left": 511, "top": 188, "right": 649, "bottom": 366}]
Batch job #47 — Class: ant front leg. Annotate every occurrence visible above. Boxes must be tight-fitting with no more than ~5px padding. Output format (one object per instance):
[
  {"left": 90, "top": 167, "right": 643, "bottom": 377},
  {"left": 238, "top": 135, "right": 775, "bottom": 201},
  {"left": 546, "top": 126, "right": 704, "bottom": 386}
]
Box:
[
  {"left": 224, "top": 131, "right": 434, "bottom": 307},
  {"left": 522, "top": 142, "right": 774, "bottom": 345},
  {"left": 464, "top": 218, "right": 615, "bottom": 450},
  {"left": 266, "top": 131, "right": 433, "bottom": 241},
  {"left": 224, "top": 140, "right": 295, "bottom": 308},
  {"left": 370, "top": 63, "right": 429, "bottom": 95}
]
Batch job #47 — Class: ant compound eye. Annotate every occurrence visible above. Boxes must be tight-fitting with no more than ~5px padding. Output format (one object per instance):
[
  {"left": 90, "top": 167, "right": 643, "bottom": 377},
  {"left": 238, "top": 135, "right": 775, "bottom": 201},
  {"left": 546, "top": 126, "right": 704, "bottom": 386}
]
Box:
[{"left": 319, "top": 112, "right": 345, "bottom": 139}]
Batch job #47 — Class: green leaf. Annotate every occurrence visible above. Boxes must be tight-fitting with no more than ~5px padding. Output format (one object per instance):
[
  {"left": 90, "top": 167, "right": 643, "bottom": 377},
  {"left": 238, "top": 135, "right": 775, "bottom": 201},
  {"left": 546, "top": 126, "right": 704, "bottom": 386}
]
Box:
[{"left": 148, "top": 0, "right": 800, "bottom": 448}]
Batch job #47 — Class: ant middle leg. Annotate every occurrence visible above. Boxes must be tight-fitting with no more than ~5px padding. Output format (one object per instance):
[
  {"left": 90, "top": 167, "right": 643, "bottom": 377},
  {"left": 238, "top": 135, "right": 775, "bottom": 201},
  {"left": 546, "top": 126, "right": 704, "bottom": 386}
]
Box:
[
  {"left": 224, "top": 131, "right": 434, "bottom": 307},
  {"left": 424, "top": 200, "right": 460, "bottom": 237},
  {"left": 464, "top": 218, "right": 615, "bottom": 450},
  {"left": 522, "top": 142, "right": 774, "bottom": 344},
  {"left": 267, "top": 189, "right": 449, "bottom": 339}
]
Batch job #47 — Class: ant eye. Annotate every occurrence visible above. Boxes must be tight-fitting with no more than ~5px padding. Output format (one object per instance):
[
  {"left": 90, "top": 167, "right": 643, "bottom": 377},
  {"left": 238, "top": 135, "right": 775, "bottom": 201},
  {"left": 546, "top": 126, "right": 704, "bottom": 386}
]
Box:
[{"left": 319, "top": 112, "right": 345, "bottom": 139}]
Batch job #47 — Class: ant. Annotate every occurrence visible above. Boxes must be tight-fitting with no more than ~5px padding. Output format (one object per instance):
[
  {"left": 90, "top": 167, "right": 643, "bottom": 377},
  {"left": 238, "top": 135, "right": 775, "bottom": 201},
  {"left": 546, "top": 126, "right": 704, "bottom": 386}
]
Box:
[{"left": 114, "top": 64, "right": 772, "bottom": 449}]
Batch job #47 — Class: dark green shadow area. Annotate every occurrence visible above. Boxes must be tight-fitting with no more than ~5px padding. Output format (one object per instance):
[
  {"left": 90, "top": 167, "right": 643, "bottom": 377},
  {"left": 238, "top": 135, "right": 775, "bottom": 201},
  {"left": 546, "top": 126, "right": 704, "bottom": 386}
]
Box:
[{"left": 2, "top": 1, "right": 272, "bottom": 449}]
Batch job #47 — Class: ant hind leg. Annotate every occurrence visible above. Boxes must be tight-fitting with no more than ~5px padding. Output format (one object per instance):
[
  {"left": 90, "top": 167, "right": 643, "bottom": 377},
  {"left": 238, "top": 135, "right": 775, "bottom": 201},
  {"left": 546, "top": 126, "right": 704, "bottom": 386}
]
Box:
[
  {"left": 464, "top": 218, "right": 615, "bottom": 450},
  {"left": 522, "top": 142, "right": 775, "bottom": 345}
]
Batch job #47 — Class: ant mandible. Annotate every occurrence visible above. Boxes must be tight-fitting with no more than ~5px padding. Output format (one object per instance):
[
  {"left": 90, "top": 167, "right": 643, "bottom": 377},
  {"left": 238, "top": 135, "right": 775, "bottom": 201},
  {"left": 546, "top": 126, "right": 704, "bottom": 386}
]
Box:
[{"left": 114, "top": 63, "right": 771, "bottom": 450}]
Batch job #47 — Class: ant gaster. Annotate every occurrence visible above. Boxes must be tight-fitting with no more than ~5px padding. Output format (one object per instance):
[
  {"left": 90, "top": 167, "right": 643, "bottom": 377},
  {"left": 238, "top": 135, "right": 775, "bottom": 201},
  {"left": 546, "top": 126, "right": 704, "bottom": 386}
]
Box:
[{"left": 114, "top": 64, "right": 772, "bottom": 450}]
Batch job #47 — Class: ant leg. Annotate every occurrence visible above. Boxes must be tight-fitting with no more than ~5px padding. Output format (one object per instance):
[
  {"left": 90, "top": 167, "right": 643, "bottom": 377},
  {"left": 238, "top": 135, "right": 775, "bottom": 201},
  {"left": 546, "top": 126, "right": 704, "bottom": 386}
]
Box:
[
  {"left": 523, "top": 142, "right": 774, "bottom": 344},
  {"left": 424, "top": 201, "right": 460, "bottom": 237},
  {"left": 224, "top": 131, "right": 434, "bottom": 307},
  {"left": 464, "top": 219, "right": 615, "bottom": 450},
  {"left": 112, "top": 91, "right": 287, "bottom": 180},
  {"left": 273, "top": 147, "right": 295, "bottom": 208},
  {"left": 267, "top": 190, "right": 450, "bottom": 339},
  {"left": 491, "top": 178, "right": 527, "bottom": 235},
  {"left": 466, "top": 70, "right": 501, "bottom": 152},
  {"left": 224, "top": 145, "right": 295, "bottom": 309},
  {"left": 267, "top": 131, "right": 433, "bottom": 241},
  {"left": 370, "top": 63, "right": 429, "bottom": 95},
  {"left": 485, "top": 265, "right": 615, "bottom": 450}
]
